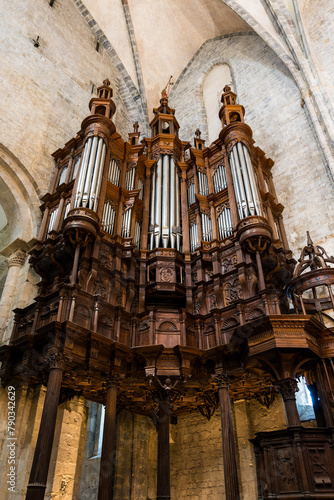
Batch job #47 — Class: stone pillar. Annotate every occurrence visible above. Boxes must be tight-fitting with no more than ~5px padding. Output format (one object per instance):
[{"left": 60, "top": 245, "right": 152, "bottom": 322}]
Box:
[
  {"left": 157, "top": 393, "right": 171, "bottom": 500},
  {"left": 234, "top": 399, "right": 257, "bottom": 500},
  {"left": 45, "top": 395, "right": 87, "bottom": 500},
  {"left": 0, "top": 383, "right": 47, "bottom": 500},
  {"left": 0, "top": 247, "right": 27, "bottom": 343},
  {"left": 217, "top": 374, "right": 240, "bottom": 500},
  {"left": 98, "top": 379, "right": 118, "bottom": 500},
  {"left": 26, "top": 353, "right": 65, "bottom": 500},
  {"left": 276, "top": 378, "right": 300, "bottom": 426}
]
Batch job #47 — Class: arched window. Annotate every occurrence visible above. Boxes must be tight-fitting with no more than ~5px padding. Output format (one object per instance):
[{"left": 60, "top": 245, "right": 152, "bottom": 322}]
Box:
[{"left": 202, "top": 64, "right": 234, "bottom": 144}]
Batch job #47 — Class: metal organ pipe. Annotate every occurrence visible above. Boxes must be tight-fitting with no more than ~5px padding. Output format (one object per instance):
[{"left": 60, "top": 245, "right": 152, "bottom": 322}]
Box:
[
  {"left": 231, "top": 146, "right": 248, "bottom": 218},
  {"left": 170, "top": 156, "right": 176, "bottom": 248},
  {"left": 82, "top": 136, "right": 98, "bottom": 207},
  {"left": 242, "top": 144, "right": 261, "bottom": 215},
  {"left": 108, "top": 159, "right": 120, "bottom": 186},
  {"left": 236, "top": 142, "right": 254, "bottom": 215},
  {"left": 175, "top": 166, "right": 181, "bottom": 250},
  {"left": 229, "top": 150, "right": 244, "bottom": 219},
  {"left": 149, "top": 168, "right": 156, "bottom": 250},
  {"left": 75, "top": 137, "right": 92, "bottom": 208},
  {"left": 154, "top": 157, "right": 162, "bottom": 248},
  {"left": 148, "top": 155, "right": 181, "bottom": 250},
  {"left": 92, "top": 141, "right": 107, "bottom": 212},
  {"left": 230, "top": 143, "right": 261, "bottom": 220},
  {"left": 162, "top": 155, "right": 170, "bottom": 248},
  {"left": 198, "top": 171, "right": 203, "bottom": 195},
  {"left": 74, "top": 136, "right": 106, "bottom": 211},
  {"left": 102, "top": 200, "right": 116, "bottom": 235}
]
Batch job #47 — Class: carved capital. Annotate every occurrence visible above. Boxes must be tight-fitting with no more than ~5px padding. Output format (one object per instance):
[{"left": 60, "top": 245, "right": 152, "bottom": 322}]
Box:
[
  {"left": 215, "top": 372, "right": 230, "bottom": 389},
  {"left": 7, "top": 249, "right": 27, "bottom": 268},
  {"left": 275, "top": 378, "right": 299, "bottom": 400},
  {"left": 46, "top": 351, "right": 71, "bottom": 370}
]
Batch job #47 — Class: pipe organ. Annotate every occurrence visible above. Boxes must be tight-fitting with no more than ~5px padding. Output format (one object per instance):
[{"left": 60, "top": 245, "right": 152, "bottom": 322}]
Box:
[
  {"left": 213, "top": 163, "right": 227, "bottom": 193},
  {"left": 4, "top": 81, "right": 334, "bottom": 500},
  {"left": 108, "top": 157, "right": 121, "bottom": 186},
  {"left": 101, "top": 199, "right": 116, "bottom": 235},
  {"left": 229, "top": 142, "right": 261, "bottom": 218},
  {"left": 74, "top": 136, "right": 107, "bottom": 211}
]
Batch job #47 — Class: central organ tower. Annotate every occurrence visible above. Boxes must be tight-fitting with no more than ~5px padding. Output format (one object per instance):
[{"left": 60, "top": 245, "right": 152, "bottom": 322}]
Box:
[{"left": 2, "top": 81, "right": 334, "bottom": 500}]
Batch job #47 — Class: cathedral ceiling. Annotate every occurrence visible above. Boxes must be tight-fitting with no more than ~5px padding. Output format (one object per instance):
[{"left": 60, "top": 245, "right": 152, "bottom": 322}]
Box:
[{"left": 83, "top": 0, "right": 251, "bottom": 116}]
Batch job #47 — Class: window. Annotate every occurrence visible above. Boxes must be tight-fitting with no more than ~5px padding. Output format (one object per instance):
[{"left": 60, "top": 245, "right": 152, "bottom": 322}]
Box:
[{"left": 296, "top": 376, "right": 316, "bottom": 421}]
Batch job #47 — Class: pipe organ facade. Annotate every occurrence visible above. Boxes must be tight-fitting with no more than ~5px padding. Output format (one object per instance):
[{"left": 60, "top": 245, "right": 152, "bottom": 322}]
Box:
[{"left": 2, "top": 81, "right": 334, "bottom": 500}]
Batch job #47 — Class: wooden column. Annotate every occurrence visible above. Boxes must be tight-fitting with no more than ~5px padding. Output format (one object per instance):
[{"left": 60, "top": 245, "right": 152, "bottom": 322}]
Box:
[
  {"left": 157, "top": 393, "right": 171, "bottom": 500},
  {"left": 315, "top": 363, "right": 334, "bottom": 427},
  {"left": 26, "top": 353, "right": 65, "bottom": 500},
  {"left": 217, "top": 373, "right": 240, "bottom": 500},
  {"left": 276, "top": 378, "right": 300, "bottom": 426},
  {"left": 98, "top": 379, "right": 118, "bottom": 500}
]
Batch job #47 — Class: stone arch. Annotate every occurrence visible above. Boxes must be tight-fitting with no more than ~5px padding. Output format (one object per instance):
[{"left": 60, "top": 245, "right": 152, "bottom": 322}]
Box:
[
  {"left": 0, "top": 145, "right": 41, "bottom": 342},
  {"left": 0, "top": 144, "right": 41, "bottom": 243}
]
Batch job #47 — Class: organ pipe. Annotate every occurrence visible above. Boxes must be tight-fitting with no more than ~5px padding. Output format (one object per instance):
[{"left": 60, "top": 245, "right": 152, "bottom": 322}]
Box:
[
  {"left": 74, "top": 136, "right": 107, "bottom": 211},
  {"left": 149, "top": 168, "right": 156, "bottom": 250},
  {"left": 213, "top": 165, "right": 227, "bottom": 193},
  {"left": 187, "top": 182, "right": 195, "bottom": 206},
  {"left": 108, "top": 159, "right": 120, "bottom": 186},
  {"left": 102, "top": 200, "right": 116, "bottom": 235},
  {"left": 126, "top": 168, "right": 135, "bottom": 190},
  {"left": 148, "top": 155, "right": 182, "bottom": 250},
  {"left": 229, "top": 143, "right": 261, "bottom": 220},
  {"left": 170, "top": 156, "right": 176, "bottom": 248},
  {"left": 218, "top": 207, "right": 233, "bottom": 240},
  {"left": 122, "top": 208, "right": 132, "bottom": 238},
  {"left": 47, "top": 207, "right": 59, "bottom": 234},
  {"left": 154, "top": 157, "right": 162, "bottom": 247},
  {"left": 162, "top": 155, "right": 170, "bottom": 247},
  {"left": 59, "top": 165, "right": 68, "bottom": 185},
  {"left": 175, "top": 165, "right": 181, "bottom": 250}
]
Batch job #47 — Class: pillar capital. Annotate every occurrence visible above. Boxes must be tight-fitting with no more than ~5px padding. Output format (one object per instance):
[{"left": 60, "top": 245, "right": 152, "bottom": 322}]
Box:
[
  {"left": 275, "top": 377, "right": 299, "bottom": 401},
  {"left": 1, "top": 237, "right": 36, "bottom": 266},
  {"left": 6, "top": 249, "right": 27, "bottom": 268},
  {"left": 215, "top": 371, "right": 230, "bottom": 389},
  {"left": 46, "top": 350, "right": 71, "bottom": 370}
]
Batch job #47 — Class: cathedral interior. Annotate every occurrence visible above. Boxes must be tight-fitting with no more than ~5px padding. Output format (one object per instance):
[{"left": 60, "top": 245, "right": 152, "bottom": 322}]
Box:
[{"left": 1, "top": 1, "right": 334, "bottom": 499}]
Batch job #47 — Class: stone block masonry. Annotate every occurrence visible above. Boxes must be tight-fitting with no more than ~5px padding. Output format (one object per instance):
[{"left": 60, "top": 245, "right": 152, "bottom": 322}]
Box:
[
  {"left": 170, "top": 33, "right": 334, "bottom": 257},
  {"left": 0, "top": 0, "right": 134, "bottom": 195}
]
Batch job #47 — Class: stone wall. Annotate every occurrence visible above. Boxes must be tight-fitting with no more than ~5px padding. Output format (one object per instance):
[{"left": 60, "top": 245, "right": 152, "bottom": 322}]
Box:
[
  {"left": 169, "top": 32, "right": 334, "bottom": 257},
  {"left": 79, "top": 408, "right": 157, "bottom": 500},
  {"left": 0, "top": 0, "right": 133, "bottom": 195},
  {"left": 0, "top": 384, "right": 46, "bottom": 500},
  {"left": 169, "top": 395, "right": 286, "bottom": 500},
  {"left": 302, "top": 0, "right": 334, "bottom": 105}
]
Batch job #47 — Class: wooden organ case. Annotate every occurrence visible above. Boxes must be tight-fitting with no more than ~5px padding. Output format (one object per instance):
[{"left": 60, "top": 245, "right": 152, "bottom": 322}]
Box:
[{"left": 1, "top": 81, "right": 334, "bottom": 500}]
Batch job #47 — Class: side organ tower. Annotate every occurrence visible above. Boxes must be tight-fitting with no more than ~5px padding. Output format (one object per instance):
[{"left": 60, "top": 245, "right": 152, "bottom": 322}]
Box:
[{"left": 1, "top": 81, "right": 334, "bottom": 500}]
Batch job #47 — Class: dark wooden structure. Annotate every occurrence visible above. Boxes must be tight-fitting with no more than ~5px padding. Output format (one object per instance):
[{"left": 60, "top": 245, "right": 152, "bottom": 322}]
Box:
[{"left": 1, "top": 81, "right": 334, "bottom": 499}]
